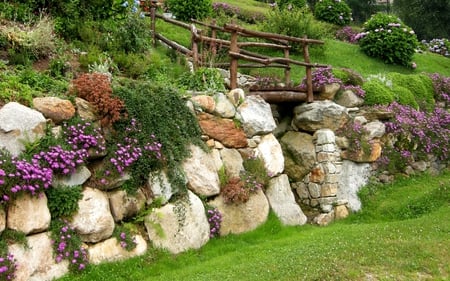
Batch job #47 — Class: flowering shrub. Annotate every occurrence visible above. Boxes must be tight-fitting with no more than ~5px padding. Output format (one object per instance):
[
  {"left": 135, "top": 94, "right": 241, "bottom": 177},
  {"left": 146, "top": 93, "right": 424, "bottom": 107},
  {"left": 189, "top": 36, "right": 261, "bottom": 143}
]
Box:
[
  {"left": 0, "top": 253, "right": 17, "bottom": 281},
  {"left": 379, "top": 102, "right": 450, "bottom": 172},
  {"left": 429, "top": 73, "right": 450, "bottom": 105},
  {"left": 50, "top": 219, "right": 88, "bottom": 272},
  {"left": 206, "top": 206, "right": 222, "bottom": 238},
  {"left": 335, "top": 25, "right": 359, "bottom": 43},
  {"left": 420, "top": 38, "right": 450, "bottom": 57},
  {"left": 314, "top": 0, "right": 352, "bottom": 26},
  {"left": 0, "top": 151, "right": 53, "bottom": 204},
  {"left": 357, "top": 13, "right": 418, "bottom": 66}
]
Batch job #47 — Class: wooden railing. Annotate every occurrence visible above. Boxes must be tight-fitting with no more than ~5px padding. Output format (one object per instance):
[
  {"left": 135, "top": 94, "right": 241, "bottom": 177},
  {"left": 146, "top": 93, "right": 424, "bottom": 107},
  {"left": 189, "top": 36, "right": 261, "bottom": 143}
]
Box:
[{"left": 148, "top": 2, "right": 328, "bottom": 102}]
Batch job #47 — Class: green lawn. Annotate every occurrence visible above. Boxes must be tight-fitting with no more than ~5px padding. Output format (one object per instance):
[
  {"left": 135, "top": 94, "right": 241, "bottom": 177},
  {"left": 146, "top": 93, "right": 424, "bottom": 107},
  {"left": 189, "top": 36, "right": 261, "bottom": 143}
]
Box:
[{"left": 58, "top": 171, "right": 450, "bottom": 281}]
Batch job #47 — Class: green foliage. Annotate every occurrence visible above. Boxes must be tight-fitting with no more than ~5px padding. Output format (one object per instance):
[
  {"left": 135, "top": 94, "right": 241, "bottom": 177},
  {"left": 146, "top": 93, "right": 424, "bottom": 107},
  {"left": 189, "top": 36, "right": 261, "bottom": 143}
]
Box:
[
  {"left": 386, "top": 73, "right": 435, "bottom": 110},
  {"left": 332, "top": 68, "right": 364, "bottom": 86},
  {"left": 391, "top": 85, "right": 418, "bottom": 109},
  {"left": 242, "top": 156, "right": 270, "bottom": 187},
  {"left": 276, "top": 0, "right": 307, "bottom": 10},
  {"left": 0, "top": 72, "right": 35, "bottom": 106},
  {"left": 112, "top": 224, "right": 138, "bottom": 251},
  {"left": 362, "top": 79, "right": 394, "bottom": 105},
  {"left": 177, "top": 67, "right": 226, "bottom": 93},
  {"left": 45, "top": 186, "right": 83, "bottom": 219},
  {"left": 358, "top": 13, "right": 418, "bottom": 66},
  {"left": 261, "top": 6, "right": 330, "bottom": 54},
  {"left": 314, "top": 0, "right": 352, "bottom": 26},
  {"left": 0, "top": 1, "right": 35, "bottom": 23},
  {"left": 0, "top": 229, "right": 28, "bottom": 249},
  {"left": 112, "top": 52, "right": 152, "bottom": 79},
  {"left": 165, "top": 0, "right": 212, "bottom": 22},
  {"left": 112, "top": 79, "right": 204, "bottom": 191},
  {"left": 345, "top": 0, "right": 377, "bottom": 24}
]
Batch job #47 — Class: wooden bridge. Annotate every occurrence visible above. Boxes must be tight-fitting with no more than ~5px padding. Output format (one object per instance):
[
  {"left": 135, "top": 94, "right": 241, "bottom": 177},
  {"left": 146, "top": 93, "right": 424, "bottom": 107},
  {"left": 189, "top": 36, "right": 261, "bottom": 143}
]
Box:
[{"left": 147, "top": 2, "right": 329, "bottom": 103}]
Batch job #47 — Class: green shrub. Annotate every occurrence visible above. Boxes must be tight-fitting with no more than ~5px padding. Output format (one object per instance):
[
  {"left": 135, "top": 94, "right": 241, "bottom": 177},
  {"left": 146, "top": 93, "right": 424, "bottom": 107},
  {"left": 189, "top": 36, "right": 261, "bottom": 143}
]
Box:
[
  {"left": 165, "top": 0, "right": 212, "bottom": 22},
  {"left": 332, "top": 68, "right": 364, "bottom": 86},
  {"left": 45, "top": 186, "right": 83, "bottom": 219},
  {"left": 386, "top": 73, "right": 435, "bottom": 110},
  {"left": 177, "top": 67, "right": 226, "bottom": 93},
  {"left": 0, "top": 73, "right": 36, "bottom": 106},
  {"left": 362, "top": 79, "right": 394, "bottom": 105},
  {"left": 314, "top": 0, "right": 352, "bottom": 26},
  {"left": 392, "top": 85, "right": 418, "bottom": 109},
  {"left": 112, "top": 52, "right": 152, "bottom": 79},
  {"left": 358, "top": 13, "right": 418, "bottom": 66},
  {"left": 0, "top": 1, "right": 35, "bottom": 23},
  {"left": 261, "top": 6, "right": 330, "bottom": 54}
]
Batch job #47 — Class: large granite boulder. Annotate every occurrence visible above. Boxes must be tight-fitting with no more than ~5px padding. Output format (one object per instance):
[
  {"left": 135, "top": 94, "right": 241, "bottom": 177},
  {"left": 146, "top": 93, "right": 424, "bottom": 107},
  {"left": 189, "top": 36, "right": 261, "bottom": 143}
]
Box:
[
  {"left": 280, "top": 131, "right": 316, "bottom": 181},
  {"left": 237, "top": 95, "right": 276, "bottom": 137},
  {"left": 291, "top": 100, "right": 349, "bottom": 132},
  {"left": 7, "top": 193, "right": 51, "bottom": 235},
  {"left": 88, "top": 234, "right": 147, "bottom": 264}
]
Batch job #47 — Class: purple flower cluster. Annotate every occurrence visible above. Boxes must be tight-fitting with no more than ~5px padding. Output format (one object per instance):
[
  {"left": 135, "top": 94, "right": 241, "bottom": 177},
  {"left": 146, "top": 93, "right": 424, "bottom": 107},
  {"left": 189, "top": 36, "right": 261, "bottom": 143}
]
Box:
[
  {"left": 63, "top": 121, "right": 106, "bottom": 157},
  {"left": 241, "top": 171, "right": 264, "bottom": 193},
  {"left": 33, "top": 146, "right": 87, "bottom": 176},
  {"left": 336, "top": 120, "right": 371, "bottom": 158},
  {"left": 212, "top": 2, "right": 240, "bottom": 16},
  {"left": 0, "top": 155, "right": 53, "bottom": 203},
  {"left": 335, "top": 26, "right": 359, "bottom": 43},
  {"left": 206, "top": 207, "right": 222, "bottom": 238},
  {"left": 343, "top": 85, "right": 366, "bottom": 98},
  {"left": 53, "top": 220, "right": 88, "bottom": 271},
  {"left": 421, "top": 38, "right": 450, "bottom": 57},
  {"left": 382, "top": 102, "right": 450, "bottom": 163},
  {"left": 300, "top": 67, "right": 341, "bottom": 89},
  {"left": 429, "top": 73, "right": 450, "bottom": 105},
  {"left": 118, "top": 231, "right": 137, "bottom": 251},
  {"left": 0, "top": 253, "right": 16, "bottom": 281}
]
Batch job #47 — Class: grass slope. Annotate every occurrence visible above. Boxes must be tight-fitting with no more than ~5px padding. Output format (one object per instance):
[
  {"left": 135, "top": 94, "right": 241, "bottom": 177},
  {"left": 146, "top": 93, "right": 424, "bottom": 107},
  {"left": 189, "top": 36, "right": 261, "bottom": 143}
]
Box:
[{"left": 58, "top": 172, "right": 450, "bottom": 281}]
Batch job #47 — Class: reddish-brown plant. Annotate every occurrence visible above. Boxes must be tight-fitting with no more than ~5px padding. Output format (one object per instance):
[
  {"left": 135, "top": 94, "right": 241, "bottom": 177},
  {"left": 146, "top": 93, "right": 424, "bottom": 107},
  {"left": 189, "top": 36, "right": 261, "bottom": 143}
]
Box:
[
  {"left": 221, "top": 177, "right": 250, "bottom": 204},
  {"left": 70, "top": 73, "right": 125, "bottom": 126}
]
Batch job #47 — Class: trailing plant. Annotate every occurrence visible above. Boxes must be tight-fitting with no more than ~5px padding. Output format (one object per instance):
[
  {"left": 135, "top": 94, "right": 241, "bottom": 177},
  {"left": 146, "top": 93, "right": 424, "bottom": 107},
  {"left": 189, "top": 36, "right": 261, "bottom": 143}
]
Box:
[
  {"left": 45, "top": 186, "right": 83, "bottom": 219},
  {"left": 357, "top": 13, "right": 418, "bottom": 66},
  {"left": 314, "top": 0, "right": 352, "bottom": 26},
  {"left": 205, "top": 205, "right": 222, "bottom": 238},
  {"left": 70, "top": 73, "right": 125, "bottom": 127},
  {"left": 50, "top": 219, "right": 88, "bottom": 272},
  {"left": 377, "top": 102, "right": 450, "bottom": 173},
  {"left": 112, "top": 79, "right": 204, "bottom": 192}
]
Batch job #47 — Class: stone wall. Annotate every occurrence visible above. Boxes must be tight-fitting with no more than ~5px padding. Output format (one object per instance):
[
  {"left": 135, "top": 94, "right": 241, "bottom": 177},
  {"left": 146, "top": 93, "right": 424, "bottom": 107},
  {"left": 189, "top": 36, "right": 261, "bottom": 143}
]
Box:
[{"left": 0, "top": 85, "right": 447, "bottom": 280}]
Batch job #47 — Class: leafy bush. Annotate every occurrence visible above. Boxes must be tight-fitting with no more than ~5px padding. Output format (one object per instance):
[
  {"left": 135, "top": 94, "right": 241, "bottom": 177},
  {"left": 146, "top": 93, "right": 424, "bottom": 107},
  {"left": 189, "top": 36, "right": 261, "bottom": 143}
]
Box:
[
  {"left": 70, "top": 73, "right": 125, "bottom": 127},
  {"left": 177, "top": 67, "right": 226, "bottom": 93},
  {"left": 335, "top": 25, "right": 360, "bottom": 43},
  {"left": 392, "top": 85, "right": 418, "bottom": 109},
  {"left": 357, "top": 13, "right": 418, "bottom": 66},
  {"left": 0, "top": 74, "right": 36, "bottom": 106},
  {"left": 261, "top": 6, "right": 330, "bottom": 54},
  {"left": 276, "top": 0, "right": 307, "bottom": 10},
  {"left": 362, "top": 79, "right": 394, "bottom": 106},
  {"left": 332, "top": 68, "right": 364, "bottom": 86},
  {"left": 45, "top": 186, "right": 83, "bottom": 219},
  {"left": 386, "top": 73, "right": 435, "bottom": 110},
  {"left": 0, "top": 1, "right": 35, "bottom": 23},
  {"left": 165, "top": 0, "right": 212, "bottom": 22},
  {"left": 314, "top": 0, "right": 352, "bottom": 26}
]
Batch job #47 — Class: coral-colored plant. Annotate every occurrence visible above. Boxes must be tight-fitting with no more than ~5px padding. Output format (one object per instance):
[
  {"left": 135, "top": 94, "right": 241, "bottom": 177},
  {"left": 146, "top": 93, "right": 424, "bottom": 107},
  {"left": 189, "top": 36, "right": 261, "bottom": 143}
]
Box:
[
  {"left": 221, "top": 177, "right": 250, "bottom": 204},
  {"left": 70, "top": 73, "right": 125, "bottom": 126}
]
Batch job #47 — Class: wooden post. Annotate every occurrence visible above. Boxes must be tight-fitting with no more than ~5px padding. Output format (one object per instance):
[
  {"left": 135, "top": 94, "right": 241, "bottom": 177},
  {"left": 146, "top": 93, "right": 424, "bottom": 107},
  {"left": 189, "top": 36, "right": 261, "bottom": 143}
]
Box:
[
  {"left": 229, "top": 23, "right": 239, "bottom": 89},
  {"left": 210, "top": 19, "right": 217, "bottom": 59},
  {"left": 191, "top": 24, "right": 199, "bottom": 69},
  {"left": 284, "top": 48, "right": 291, "bottom": 86},
  {"left": 150, "top": 0, "right": 157, "bottom": 47},
  {"left": 303, "top": 36, "right": 313, "bottom": 103}
]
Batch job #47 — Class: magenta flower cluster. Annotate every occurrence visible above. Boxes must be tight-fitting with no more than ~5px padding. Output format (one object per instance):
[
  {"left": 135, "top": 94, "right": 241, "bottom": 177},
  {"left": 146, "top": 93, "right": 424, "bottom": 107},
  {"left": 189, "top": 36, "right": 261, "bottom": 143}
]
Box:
[
  {"left": 63, "top": 121, "right": 106, "bottom": 157},
  {"left": 33, "top": 145, "right": 87, "bottom": 176},
  {"left": 429, "top": 73, "right": 450, "bottom": 105},
  {"left": 212, "top": 2, "right": 240, "bottom": 16},
  {"left": 0, "top": 253, "right": 16, "bottom": 281},
  {"left": 0, "top": 155, "right": 53, "bottom": 204},
  {"left": 53, "top": 220, "right": 88, "bottom": 272},
  {"left": 241, "top": 171, "right": 264, "bottom": 193},
  {"left": 335, "top": 26, "right": 359, "bottom": 43},
  {"left": 206, "top": 207, "right": 222, "bottom": 238},
  {"left": 118, "top": 231, "right": 137, "bottom": 251},
  {"left": 382, "top": 102, "right": 450, "bottom": 163}
]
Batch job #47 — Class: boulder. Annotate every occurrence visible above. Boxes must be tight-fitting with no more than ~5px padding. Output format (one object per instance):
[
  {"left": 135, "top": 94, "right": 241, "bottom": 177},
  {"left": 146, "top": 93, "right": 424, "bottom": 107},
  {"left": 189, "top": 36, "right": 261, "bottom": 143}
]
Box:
[
  {"left": 0, "top": 207, "right": 5, "bottom": 233},
  {"left": 265, "top": 174, "right": 307, "bottom": 225},
  {"left": 291, "top": 100, "right": 349, "bottom": 132},
  {"left": 337, "top": 160, "right": 371, "bottom": 211},
  {"left": 144, "top": 191, "right": 210, "bottom": 254},
  {"left": 237, "top": 95, "right": 277, "bottom": 137},
  {"left": 8, "top": 232, "right": 69, "bottom": 281},
  {"left": 32, "top": 97, "right": 75, "bottom": 124},
  {"left": 256, "top": 133, "right": 284, "bottom": 177},
  {"left": 7, "top": 193, "right": 51, "bottom": 235},
  {"left": 363, "top": 121, "right": 385, "bottom": 140},
  {"left": 88, "top": 234, "right": 147, "bottom": 264},
  {"left": 318, "top": 82, "right": 341, "bottom": 100},
  {"left": 74, "top": 98, "right": 98, "bottom": 121},
  {"left": 209, "top": 189, "right": 269, "bottom": 235},
  {"left": 182, "top": 145, "right": 220, "bottom": 197},
  {"left": 341, "top": 139, "right": 382, "bottom": 163},
  {"left": 71, "top": 187, "right": 115, "bottom": 243},
  {"left": 108, "top": 189, "right": 146, "bottom": 222},
  {"left": 0, "top": 102, "right": 46, "bottom": 157},
  {"left": 226, "top": 88, "right": 245, "bottom": 106},
  {"left": 190, "top": 95, "right": 215, "bottom": 113},
  {"left": 197, "top": 113, "right": 247, "bottom": 148},
  {"left": 213, "top": 92, "right": 236, "bottom": 118},
  {"left": 51, "top": 166, "right": 91, "bottom": 188},
  {"left": 335, "top": 89, "right": 364, "bottom": 108},
  {"left": 148, "top": 170, "right": 178, "bottom": 204},
  {"left": 280, "top": 131, "right": 316, "bottom": 181},
  {"left": 220, "top": 148, "right": 244, "bottom": 178}
]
